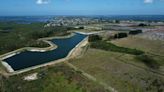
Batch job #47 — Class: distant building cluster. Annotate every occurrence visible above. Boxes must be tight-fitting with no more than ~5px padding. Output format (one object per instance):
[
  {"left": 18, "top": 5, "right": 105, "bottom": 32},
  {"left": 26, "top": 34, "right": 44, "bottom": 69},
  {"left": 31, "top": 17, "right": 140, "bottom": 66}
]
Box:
[{"left": 45, "top": 17, "right": 100, "bottom": 27}]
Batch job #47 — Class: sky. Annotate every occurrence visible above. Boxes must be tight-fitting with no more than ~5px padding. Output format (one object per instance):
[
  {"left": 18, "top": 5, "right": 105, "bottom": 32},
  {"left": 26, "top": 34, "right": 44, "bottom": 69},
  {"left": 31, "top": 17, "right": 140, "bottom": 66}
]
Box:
[{"left": 0, "top": 0, "right": 164, "bottom": 16}]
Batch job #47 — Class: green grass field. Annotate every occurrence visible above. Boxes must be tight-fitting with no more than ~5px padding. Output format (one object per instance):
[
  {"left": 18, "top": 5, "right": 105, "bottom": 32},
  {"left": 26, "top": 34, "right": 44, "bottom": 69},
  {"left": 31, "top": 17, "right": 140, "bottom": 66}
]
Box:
[{"left": 70, "top": 48, "right": 164, "bottom": 92}]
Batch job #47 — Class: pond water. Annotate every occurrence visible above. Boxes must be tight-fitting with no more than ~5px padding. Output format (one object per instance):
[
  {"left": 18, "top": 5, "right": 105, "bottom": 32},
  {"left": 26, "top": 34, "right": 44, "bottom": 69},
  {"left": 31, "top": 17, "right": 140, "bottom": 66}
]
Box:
[{"left": 4, "top": 33, "right": 87, "bottom": 71}]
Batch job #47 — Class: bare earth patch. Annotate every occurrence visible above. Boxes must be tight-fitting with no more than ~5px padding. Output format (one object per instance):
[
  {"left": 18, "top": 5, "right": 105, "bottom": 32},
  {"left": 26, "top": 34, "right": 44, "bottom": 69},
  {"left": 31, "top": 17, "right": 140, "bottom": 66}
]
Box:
[{"left": 24, "top": 73, "right": 38, "bottom": 81}]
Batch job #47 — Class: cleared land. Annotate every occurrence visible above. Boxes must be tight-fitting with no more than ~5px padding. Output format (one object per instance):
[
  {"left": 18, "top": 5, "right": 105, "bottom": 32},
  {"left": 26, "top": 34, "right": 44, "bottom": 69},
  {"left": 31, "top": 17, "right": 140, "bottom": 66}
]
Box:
[{"left": 69, "top": 48, "right": 164, "bottom": 92}]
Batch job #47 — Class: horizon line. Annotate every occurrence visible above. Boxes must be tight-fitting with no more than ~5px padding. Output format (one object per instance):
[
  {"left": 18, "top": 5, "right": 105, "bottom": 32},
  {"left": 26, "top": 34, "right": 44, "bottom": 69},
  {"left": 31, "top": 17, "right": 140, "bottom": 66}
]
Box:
[{"left": 0, "top": 14, "right": 164, "bottom": 17}]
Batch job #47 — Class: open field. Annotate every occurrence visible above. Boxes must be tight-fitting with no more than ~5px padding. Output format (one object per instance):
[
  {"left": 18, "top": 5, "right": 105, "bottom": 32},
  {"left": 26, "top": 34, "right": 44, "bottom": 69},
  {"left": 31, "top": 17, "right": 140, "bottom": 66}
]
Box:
[
  {"left": 0, "top": 63, "right": 109, "bottom": 92},
  {"left": 69, "top": 48, "right": 164, "bottom": 92},
  {"left": 111, "top": 36, "right": 164, "bottom": 56},
  {"left": 137, "top": 26, "right": 164, "bottom": 41},
  {"left": 110, "top": 36, "right": 164, "bottom": 70}
]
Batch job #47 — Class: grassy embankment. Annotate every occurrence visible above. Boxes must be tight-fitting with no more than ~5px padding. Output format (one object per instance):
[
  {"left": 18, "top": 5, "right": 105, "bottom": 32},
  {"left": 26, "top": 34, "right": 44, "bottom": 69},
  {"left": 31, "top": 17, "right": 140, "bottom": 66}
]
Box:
[{"left": 0, "top": 63, "right": 109, "bottom": 92}]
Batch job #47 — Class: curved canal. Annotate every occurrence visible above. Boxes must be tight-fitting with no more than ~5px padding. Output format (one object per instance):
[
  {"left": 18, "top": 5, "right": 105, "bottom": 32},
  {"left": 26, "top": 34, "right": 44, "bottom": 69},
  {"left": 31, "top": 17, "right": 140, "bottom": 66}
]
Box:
[{"left": 4, "top": 33, "right": 87, "bottom": 71}]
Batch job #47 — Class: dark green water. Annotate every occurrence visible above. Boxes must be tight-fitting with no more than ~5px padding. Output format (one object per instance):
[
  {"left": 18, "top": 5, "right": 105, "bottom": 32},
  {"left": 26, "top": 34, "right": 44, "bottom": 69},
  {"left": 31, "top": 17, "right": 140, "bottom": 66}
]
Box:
[{"left": 4, "top": 33, "right": 87, "bottom": 71}]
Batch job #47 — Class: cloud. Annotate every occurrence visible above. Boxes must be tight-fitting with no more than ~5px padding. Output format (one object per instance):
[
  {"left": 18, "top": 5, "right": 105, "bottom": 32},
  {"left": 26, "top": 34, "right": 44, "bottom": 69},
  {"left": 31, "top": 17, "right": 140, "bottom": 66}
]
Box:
[
  {"left": 144, "top": 0, "right": 164, "bottom": 4},
  {"left": 36, "top": 0, "right": 49, "bottom": 5},
  {"left": 144, "top": 0, "right": 154, "bottom": 3}
]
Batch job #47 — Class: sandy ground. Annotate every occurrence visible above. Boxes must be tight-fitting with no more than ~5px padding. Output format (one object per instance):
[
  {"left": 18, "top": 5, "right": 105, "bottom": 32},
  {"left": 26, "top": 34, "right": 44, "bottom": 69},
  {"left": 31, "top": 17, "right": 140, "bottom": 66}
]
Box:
[{"left": 24, "top": 73, "right": 38, "bottom": 81}]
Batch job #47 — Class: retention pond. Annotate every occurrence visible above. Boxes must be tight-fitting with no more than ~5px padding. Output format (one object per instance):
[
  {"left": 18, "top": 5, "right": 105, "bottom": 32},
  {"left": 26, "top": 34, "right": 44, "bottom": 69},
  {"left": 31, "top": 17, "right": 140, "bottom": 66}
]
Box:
[{"left": 3, "top": 33, "right": 87, "bottom": 71}]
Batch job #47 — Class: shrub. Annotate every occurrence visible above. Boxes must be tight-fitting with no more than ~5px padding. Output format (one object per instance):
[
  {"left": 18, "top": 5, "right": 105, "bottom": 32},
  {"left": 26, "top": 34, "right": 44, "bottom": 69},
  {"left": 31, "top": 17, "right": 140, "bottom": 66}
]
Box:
[
  {"left": 79, "top": 26, "right": 84, "bottom": 29},
  {"left": 129, "top": 30, "right": 142, "bottom": 35},
  {"left": 114, "top": 33, "right": 128, "bottom": 39},
  {"left": 88, "top": 35, "right": 102, "bottom": 42},
  {"left": 136, "top": 55, "right": 159, "bottom": 69},
  {"left": 90, "top": 41, "right": 144, "bottom": 55},
  {"left": 115, "top": 20, "right": 120, "bottom": 23},
  {"left": 138, "top": 23, "right": 147, "bottom": 27}
]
